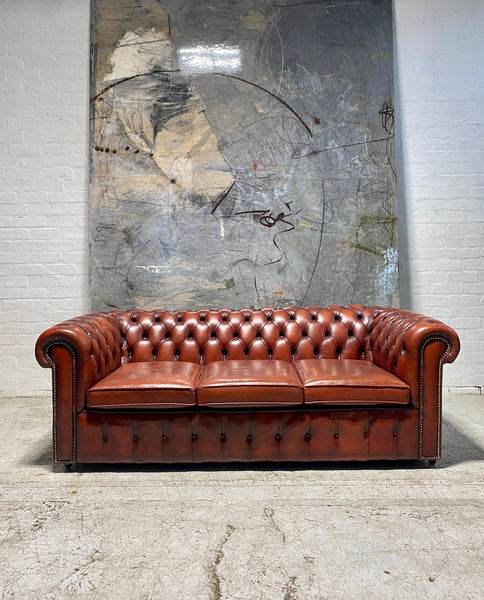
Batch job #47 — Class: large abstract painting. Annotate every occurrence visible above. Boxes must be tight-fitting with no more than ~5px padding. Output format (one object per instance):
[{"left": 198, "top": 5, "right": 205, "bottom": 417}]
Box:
[{"left": 89, "top": 0, "right": 397, "bottom": 311}]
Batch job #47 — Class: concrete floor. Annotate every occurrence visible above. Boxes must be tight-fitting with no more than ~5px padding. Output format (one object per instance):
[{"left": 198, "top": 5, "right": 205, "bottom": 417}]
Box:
[{"left": 0, "top": 395, "right": 482, "bottom": 600}]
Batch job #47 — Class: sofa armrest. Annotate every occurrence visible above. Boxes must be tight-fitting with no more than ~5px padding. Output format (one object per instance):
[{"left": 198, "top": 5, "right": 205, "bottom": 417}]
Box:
[
  {"left": 35, "top": 312, "right": 124, "bottom": 412},
  {"left": 369, "top": 308, "right": 460, "bottom": 403},
  {"left": 369, "top": 307, "right": 460, "bottom": 461}
]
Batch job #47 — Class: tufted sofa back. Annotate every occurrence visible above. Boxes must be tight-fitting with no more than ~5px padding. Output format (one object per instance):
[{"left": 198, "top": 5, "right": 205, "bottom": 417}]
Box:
[{"left": 114, "top": 305, "right": 375, "bottom": 365}]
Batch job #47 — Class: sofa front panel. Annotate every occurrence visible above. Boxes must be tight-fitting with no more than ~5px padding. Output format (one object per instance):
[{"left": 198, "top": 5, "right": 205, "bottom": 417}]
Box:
[
  {"left": 114, "top": 305, "right": 375, "bottom": 365},
  {"left": 75, "top": 408, "right": 418, "bottom": 464}
]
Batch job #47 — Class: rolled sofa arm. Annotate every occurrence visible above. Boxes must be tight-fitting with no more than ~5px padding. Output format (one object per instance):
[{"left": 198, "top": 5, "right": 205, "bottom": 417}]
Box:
[
  {"left": 369, "top": 307, "right": 460, "bottom": 460},
  {"left": 36, "top": 312, "right": 124, "bottom": 407},
  {"left": 35, "top": 312, "right": 124, "bottom": 463},
  {"left": 370, "top": 308, "right": 460, "bottom": 395}
]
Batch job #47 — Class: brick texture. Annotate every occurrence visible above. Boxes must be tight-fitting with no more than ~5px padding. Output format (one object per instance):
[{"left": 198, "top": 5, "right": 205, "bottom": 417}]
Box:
[
  {"left": 394, "top": 0, "right": 483, "bottom": 392},
  {"left": 0, "top": 0, "right": 482, "bottom": 396},
  {"left": 0, "top": 0, "right": 90, "bottom": 397}
]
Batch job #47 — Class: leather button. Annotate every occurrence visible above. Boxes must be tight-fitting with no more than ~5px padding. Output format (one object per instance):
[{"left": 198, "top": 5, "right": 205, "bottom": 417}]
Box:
[
  {"left": 162, "top": 435, "right": 167, "bottom": 442},
  {"left": 393, "top": 431, "right": 398, "bottom": 438},
  {"left": 364, "top": 431, "right": 369, "bottom": 438},
  {"left": 305, "top": 432, "right": 311, "bottom": 441},
  {"left": 103, "top": 434, "right": 108, "bottom": 442},
  {"left": 133, "top": 434, "right": 139, "bottom": 442},
  {"left": 220, "top": 433, "right": 226, "bottom": 442},
  {"left": 275, "top": 433, "right": 281, "bottom": 442},
  {"left": 333, "top": 432, "right": 339, "bottom": 440},
  {"left": 192, "top": 433, "right": 198, "bottom": 441},
  {"left": 246, "top": 434, "right": 252, "bottom": 443}
]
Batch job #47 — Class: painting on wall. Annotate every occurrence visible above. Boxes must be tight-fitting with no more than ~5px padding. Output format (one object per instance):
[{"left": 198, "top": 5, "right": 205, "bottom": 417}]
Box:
[{"left": 89, "top": 0, "right": 397, "bottom": 311}]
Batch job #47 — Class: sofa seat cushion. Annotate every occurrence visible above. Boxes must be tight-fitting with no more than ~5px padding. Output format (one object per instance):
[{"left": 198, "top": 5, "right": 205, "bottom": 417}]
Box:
[
  {"left": 197, "top": 359, "right": 303, "bottom": 407},
  {"left": 293, "top": 359, "right": 410, "bottom": 405},
  {"left": 87, "top": 362, "right": 201, "bottom": 409}
]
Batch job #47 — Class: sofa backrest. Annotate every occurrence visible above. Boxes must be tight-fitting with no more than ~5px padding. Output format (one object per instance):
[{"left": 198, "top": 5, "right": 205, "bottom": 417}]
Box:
[{"left": 114, "top": 305, "right": 374, "bottom": 365}]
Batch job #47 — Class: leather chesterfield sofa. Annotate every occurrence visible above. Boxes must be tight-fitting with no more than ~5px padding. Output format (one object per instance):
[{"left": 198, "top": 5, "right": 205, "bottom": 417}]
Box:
[{"left": 35, "top": 305, "right": 460, "bottom": 466}]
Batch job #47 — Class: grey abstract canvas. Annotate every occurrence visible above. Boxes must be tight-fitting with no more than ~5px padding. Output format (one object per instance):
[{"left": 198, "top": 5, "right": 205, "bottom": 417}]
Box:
[{"left": 89, "top": 0, "right": 397, "bottom": 311}]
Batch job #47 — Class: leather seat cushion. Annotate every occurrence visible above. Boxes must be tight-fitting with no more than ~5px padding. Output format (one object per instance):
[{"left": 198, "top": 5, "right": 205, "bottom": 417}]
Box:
[
  {"left": 197, "top": 359, "right": 303, "bottom": 407},
  {"left": 293, "top": 359, "right": 410, "bottom": 405},
  {"left": 87, "top": 362, "right": 201, "bottom": 409}
]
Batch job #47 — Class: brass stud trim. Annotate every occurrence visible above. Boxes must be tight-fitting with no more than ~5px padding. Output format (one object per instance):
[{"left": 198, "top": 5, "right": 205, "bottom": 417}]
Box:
[
  {"left": 418, "top": 336, "right": 451, "bottom": 461},
  {"left": 44, "top": 341, "right": 77, "bottom": 465}
]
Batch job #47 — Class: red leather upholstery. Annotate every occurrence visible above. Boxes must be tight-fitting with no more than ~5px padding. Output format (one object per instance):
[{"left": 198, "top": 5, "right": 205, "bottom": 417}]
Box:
[
  {"left": 369, "top": 307, "right": 460, "bottom": 407},
  {"left": 197, "top": 359, "right": 303, "bottom": 407},
  {"left": 293, "top": 359, "right": 410, "bottom": 405},
  {"left": 87, "top": 362, "right": 201, "bottom": 409},
  {"left": 113, "top": 305, "right": 374, "bottom": 364},
  {"left": 34, "top": 305, "right": 460, "bottom": 465},
  {"left": 35, "top": 312, "right": 123, "bottom": 412},
  {"left": 76, "top": 408, "right": 419, "bottom": 463}
]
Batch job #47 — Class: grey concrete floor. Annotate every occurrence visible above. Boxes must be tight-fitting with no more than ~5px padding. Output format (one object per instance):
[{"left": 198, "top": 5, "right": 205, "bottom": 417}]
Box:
[{"left": 0, "top": 395, "right": 483, "bottom": 600}]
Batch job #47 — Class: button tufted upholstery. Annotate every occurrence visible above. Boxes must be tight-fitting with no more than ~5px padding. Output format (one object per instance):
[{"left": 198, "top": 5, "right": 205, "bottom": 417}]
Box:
[
  {"left": 114, "top": 305, "right": 374, "bottom": 365},
  {"left": 35, "top": 305, "right": 460, "bottom": 465}
]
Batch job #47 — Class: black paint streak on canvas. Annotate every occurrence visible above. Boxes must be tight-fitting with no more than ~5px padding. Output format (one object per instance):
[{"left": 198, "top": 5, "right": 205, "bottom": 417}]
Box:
[
  {"left": 90, "top": 69, "right": 181, "bottom": 104},
  {"left": 213, "top": 72, "right": 313, "bottom": 138}
]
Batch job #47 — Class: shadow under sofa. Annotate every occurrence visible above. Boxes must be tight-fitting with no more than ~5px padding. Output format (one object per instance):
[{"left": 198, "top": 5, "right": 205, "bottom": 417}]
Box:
[{"left": 35, "top": 305, "right": 460, "bottom": 466}]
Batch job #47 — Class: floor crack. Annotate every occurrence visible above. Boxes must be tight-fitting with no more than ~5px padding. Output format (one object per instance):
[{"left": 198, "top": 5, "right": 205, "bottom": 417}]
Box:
[{"left": 208, "top": 524, "right": 235, "bottom": 600}]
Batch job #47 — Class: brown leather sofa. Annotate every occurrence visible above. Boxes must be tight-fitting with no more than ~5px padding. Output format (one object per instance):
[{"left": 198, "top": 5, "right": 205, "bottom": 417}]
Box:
[{"left": 35, "top": 305, "right": 460, "bottom": 466}]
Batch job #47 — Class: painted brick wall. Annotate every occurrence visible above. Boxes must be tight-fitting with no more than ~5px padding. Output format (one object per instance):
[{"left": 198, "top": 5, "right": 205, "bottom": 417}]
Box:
[
  {"left": 0, "top": 0, "right": 90, "bottom": 397},
  {"left": 394, "top": 0, "right": 483, "bottom": 392},
  {"left": 0, "top": 0, "right": 482, "bottom": 397}
]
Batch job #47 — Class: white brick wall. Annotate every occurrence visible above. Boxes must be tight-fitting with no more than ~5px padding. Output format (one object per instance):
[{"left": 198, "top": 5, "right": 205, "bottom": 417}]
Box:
[
  {"left": 394, "top": 0, "right": 484, "bottom": 392},
  {"left": 0, "top": 0, "right": 482, "bottom": 397},
  {"left": 0, "top": 0, "right": 90, "bottom": 397}
]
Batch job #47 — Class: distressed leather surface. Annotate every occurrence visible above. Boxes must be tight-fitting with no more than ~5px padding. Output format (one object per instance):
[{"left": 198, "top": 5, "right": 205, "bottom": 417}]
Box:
[
  {"left": 76, "top": 409, "right": 419, "bottom": 464},
  {"left": 87, "top": 362, "right": 201, "bottom": 409},
  {"left": 197, "top": 359, "right": 303, "bottom": 407},
  {"left": 35, "top": 305, "right": 460, "bottom": 464},
  {"left": 293, "top": 359, "right": 410, "bottom": 405}
]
